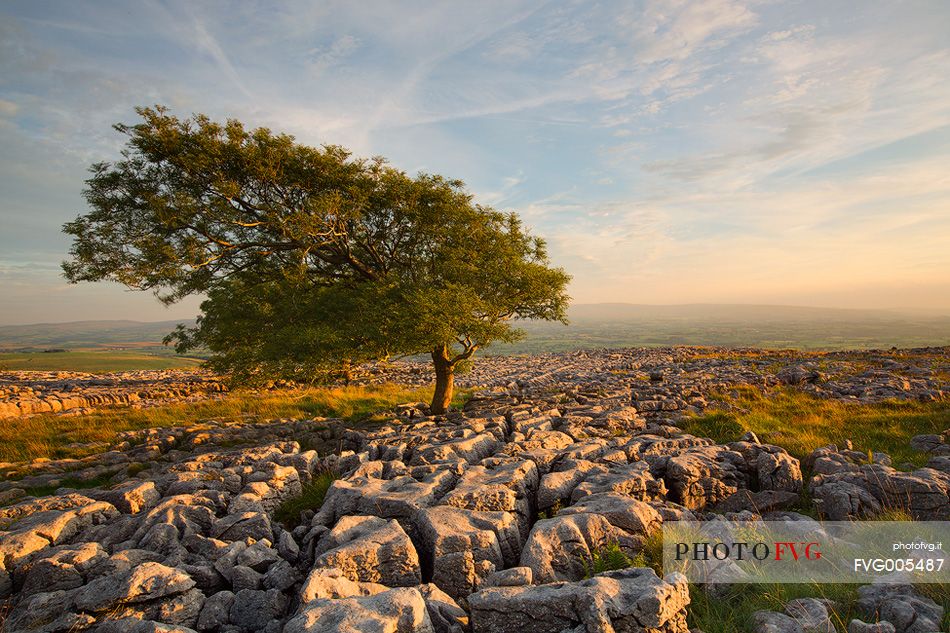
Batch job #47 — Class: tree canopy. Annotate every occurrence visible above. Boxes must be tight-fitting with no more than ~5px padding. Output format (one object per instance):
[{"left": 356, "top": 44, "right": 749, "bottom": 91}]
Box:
[{"left": 64, "top": 106, "right": 571, "bottom": 412}]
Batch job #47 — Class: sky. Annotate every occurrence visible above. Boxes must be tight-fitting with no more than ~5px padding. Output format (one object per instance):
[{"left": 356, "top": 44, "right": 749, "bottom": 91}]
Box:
[{"left": 1, "top": 0, "right": 949, "bottom": 325}]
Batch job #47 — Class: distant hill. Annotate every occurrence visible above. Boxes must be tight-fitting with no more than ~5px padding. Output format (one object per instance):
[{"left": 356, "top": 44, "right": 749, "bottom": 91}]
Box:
[
  {"left": 1, "top": 305, "right": 949, "bottom": 353},
  {"left": 0, "top": 319, "right": 191, "bottom": 350}
]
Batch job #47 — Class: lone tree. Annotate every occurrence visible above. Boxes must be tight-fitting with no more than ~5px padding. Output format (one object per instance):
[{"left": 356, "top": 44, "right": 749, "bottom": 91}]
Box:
[{"left": 63, "top": 107, "right": 571, "bottom": 413}]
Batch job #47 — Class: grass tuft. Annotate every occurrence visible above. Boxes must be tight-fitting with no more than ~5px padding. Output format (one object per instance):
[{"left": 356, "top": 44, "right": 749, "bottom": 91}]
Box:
[
  {"left": 274, "top": 471, "right": 337, "bottom": 528},
  {"left": 584, "top": 542, "right": 633, "bottom": 578}
]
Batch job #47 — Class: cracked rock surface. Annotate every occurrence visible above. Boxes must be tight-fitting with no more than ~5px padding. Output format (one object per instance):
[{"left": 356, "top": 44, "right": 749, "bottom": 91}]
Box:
[{"left": 0, "top": 346, "right": 948, "bottom": 632}]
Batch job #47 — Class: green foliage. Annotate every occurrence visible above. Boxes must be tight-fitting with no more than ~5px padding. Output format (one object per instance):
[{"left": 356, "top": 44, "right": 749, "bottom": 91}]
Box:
[
  {"left": 274, "top": 471, "right": 337, "bottom": 528},
  {"left": 165, "top": 279, "right": 397, "bottom": 384},
  {"left": 63, "top": 107, "right": 571, "bottom": 398},
  {"left": 634, "top": 531, "right": 665, "bottom": 576},
  {"left": 584, "top": 542, "right": 633, "bottom": 578}
]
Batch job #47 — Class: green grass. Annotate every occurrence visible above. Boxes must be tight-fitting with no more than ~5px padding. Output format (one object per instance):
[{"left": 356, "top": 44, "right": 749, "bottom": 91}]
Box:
[
  {"left": 20, "top": 473, "right": 117, "bottom": 498},
  {"left": 688, "top": 582, "right": 950, "bottom": 633},
  {"left": 0, "top": 383, "right": 465, "bottom": 465},
  {"left": 682, "top": 386, "right": 950, "bottom": 466},
  {"left": 584, "top": 542, "right": 634, "bottom": 578},
  {"left": 274, "top": 471, "right": 338, "bottom": 527},
  {"left": 0, "top": 349, "right": 203, "bottom": 372},
  {"left": 582, "top": 531, "right": 665, "bottom": 579}
]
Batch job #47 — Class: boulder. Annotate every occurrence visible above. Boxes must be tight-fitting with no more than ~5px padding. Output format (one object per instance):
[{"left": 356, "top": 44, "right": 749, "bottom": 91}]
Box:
[
  {"left": 909, "top": 434, "right": 944, "bottom": 454},
  {"left": 776, "top": 365, "right": 823, "bottom": 385},
  {"left": 537, "top": 459, "right": 603, "bottom": 510},
  {"left": 557, "top": 492, "right": 663, "bottom": 539},
  {"left": 855, "top": 584, "right": 944, "bottom": 633},
  {"left": 809, "top": 480, "right": 882, "bottom": 520},
  {"left": 501, "top": 431, "right": 575, "bottom": 472},
  {"left": 284, "top": 587, "right": 435, "bottom": 633},
  {"left": 484, "top": 566, "right": 532, "bottom": 587},
  {"left": 86, "top": 480, "right": 161, "bottom": 514},
  {"left": 314, "top": 515, "right": 421, "bottom": 587},
  {"left": 570, "top": 460, "right": 667, "bottom": 504},
  {"left": 468, "top": 568, "right": 689, "bottom": 633},
  {"left": 212, "top": 511, "right": 273, "bottom": 542},
  {"left": 3, "top": 590, "right": 94, "bottom": 633},
  {"left": 414, "top": 506, "right": 521, "bottom": 601},
  {"left": 411, "top": 432, "right": 502, "bottom": 465},
  {"left": 197, "top": 590, "right": 235, "bottom": 631},
  {"left": 17, "top": 541, "right": 107, "bottom": 597},
  {"left": 439, "top": 459, "right": 539, "bottom": 537},
  {"left": 48, "top": 562, "right": 205, "bottom": 627},
  {"left": 131, "top": 495, "right": 219, "bottom": 543},
  {"left": 73, "top": 561, "right": 196, "bottom": 612},
  {"left": 244, "top": 463, "right": 303, "bottom": 512},
  {"left": 664, "top": 446, "right": 748, "bottom": 509},
  {"left": 519, "top": 513, "right": 634, "bottom": 584},
  {"left": 754, "top": 449, "right": 803, "bottom": 493},
  {"left": 714, "top": 489, "right": 800, "bottom": 514},
  {"left": 263, "top": 559, "right": 299, "bottom": 592},
  {"left": 299, "top": 567, "right": 389, "bottom": 603},
  {"left": 313, "top": 472, "right": 455, "bottom": 527},
  {"left": 810, "top": 464, "right": 950, "bottom": 520},
  {"left": 95, "top": 618, "right": 202, "bottom": 633},
  {"left": 418, "top": 583, "right": 469, "bottom": 633},
  {"left": 277, "top": 530, "right": 301, "bottom": 563},
  {"left": 751, "top": 610, "right": 804, "bottom": 633},
  {"left": 229, "top": 588, "right": 289, "bottom": 632},
  {"left": 0, "top": 495, "right": 119, "bottom": 569},
  {"left": 784, "top": 598, "right": 835, "bottom": 633},
  {"left": 230, "top": 564, "right": 263, "bottom": 591},
  {"left": 808, "top": 446, "right": 867, "bottom": 476}
]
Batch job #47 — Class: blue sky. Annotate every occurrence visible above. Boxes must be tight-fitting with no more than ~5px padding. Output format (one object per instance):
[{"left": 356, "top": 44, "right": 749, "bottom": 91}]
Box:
[{"left": 1, "top": 0, "right": 949, "bottom": 324}]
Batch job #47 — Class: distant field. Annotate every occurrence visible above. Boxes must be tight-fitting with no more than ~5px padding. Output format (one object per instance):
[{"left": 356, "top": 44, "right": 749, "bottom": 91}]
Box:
[
  {"left": 488, "top": 305, "right": 950, "bottom": 354},
  {"left": 0, "top": 350, "right": 203, "bottom": 372},
  {"left": 1, "top": 306, "right": 949, "bottom": 359}
]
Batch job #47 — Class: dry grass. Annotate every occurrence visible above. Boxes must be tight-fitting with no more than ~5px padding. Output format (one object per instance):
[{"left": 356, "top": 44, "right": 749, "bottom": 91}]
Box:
[
  {"left": 0, "top": 383, "right": 458, "bottom": 465},
  {"left": 682, "top": 348, "right": 800, "bottom": 361},
  {"left": 682, "top": 386, "right": 949, "bottom": 466}
]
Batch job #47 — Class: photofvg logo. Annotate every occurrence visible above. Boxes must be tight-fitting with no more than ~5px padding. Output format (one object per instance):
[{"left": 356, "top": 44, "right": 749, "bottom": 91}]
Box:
[
  {"left": 674, "top": 540, "right": 822, "bottom": 563},
  {"left": 662, "top": 521, "right": 950, "bottom": 584}
]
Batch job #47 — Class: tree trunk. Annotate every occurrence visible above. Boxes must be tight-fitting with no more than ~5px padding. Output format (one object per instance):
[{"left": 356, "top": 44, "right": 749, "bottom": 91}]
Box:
[{"left": 430, "top": 345, "right": 454, "bottom": 415}]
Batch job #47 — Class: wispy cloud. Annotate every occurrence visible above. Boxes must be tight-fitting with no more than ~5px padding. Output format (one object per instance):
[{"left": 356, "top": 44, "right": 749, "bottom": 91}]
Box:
[{"left": 306, "top": 35, "right": 360, "bottom": 76}]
